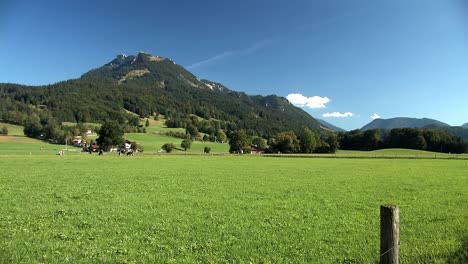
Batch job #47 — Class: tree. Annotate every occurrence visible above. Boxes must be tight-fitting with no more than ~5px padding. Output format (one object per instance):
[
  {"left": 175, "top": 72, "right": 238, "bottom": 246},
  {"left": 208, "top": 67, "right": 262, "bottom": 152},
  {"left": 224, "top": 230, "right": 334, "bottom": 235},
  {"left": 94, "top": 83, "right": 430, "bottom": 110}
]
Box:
[
  {"left": 272, "top": 131, "right": 300, "bottom": 153},
  {"left": 362, "top": 129, "right": 382, "bottom": 150},
  {"left": 1, "top": 126, "right": 8, "bottom": 136},
  {"left": 127, "top": 116, "right": 140, "bottom": 127},
  {"left": 42, "top": 122, "right": 61, "bottom": 143},
  {"left": 186, "top": 125, "right": 199, "bottom": 139},
  {"left": 324, "top": 133, "right": 340, "bottom": 153},
  {"left": 215, "top": 129, "right": 227, "bottom": 143},
  {"left": 299, "top": 128, "right": 318, "bottom": 153},
  {"left": 96, "top": 121, "right": 124, "bottom": 151},
  {"left": 181, "top": 139, "right": 192, "bottom": 151},
  {"left": 229, "top": 129, "right": 249, "bottom": 153},
  {"left": 252, "top": 137, "right": 267, "bottom": 150},
  {"left": 162, "top": 143, "right": 175, "bottom": 153},
  {"left": 154, "top": 113, "right": 160, "bottom": 121},
  {"left": 23, "top": 119, "right": 43, "bottom": 138},
  {"left": 145, "top": 119, "right": 150, "bottom": 127}
]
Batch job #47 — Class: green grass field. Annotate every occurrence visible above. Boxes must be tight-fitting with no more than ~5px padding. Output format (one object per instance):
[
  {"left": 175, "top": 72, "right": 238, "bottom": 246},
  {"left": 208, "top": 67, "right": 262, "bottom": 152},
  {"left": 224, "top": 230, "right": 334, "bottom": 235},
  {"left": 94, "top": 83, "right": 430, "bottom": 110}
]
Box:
[
  {"left": 0, "top": 122, "right": 25, "bottom": 136},
  {"left": 125, "top": 132, "right": 229, "bottom": 154},
  {"left": 0, "top": 121, "right": 229, "bottom": 155},
  {"left": 140, "top": 116, "right": 186, "bottom": 134},
  {"left": 265, "top": 149, "right": 468, "bottom": 160},
  {"left": 0, "top": 122, "right": 77, "bottom": 155},
  {"left": 0, "top": 155, "right": 466, "bottom": 263}
]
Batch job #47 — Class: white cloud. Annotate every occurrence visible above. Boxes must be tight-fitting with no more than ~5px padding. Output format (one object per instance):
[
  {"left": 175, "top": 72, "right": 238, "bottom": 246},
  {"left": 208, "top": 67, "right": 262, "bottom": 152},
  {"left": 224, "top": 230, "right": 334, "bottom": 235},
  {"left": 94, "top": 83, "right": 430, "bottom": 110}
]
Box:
[
  {"left": 322, "top": 112, "right": 354, "bottom": 118},
  {"left": 286, "top": 93, "right": 331, "bottom": 109},
  {"left": 370, "top": 113, "right": 381, "bottom": 119}
]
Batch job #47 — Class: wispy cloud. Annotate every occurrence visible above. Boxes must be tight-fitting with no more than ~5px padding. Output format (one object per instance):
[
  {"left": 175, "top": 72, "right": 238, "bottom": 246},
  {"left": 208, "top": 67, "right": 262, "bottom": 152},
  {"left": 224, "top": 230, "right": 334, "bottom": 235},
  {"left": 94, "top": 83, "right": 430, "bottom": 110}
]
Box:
[
  {"left": 187, "top": 52, "right": 234, "bottom": 70},
  {"left": 370, "top": 113, "right": 381, "bottom": 119},
  {"left": 286, "top": 93, "right": 331, "bottom": 109},
  {"left": 322, "top": 112, "right": 354, "bottom": 118},
  {"left": 187, "top": 39, "right": 271, "bottom": 70}
]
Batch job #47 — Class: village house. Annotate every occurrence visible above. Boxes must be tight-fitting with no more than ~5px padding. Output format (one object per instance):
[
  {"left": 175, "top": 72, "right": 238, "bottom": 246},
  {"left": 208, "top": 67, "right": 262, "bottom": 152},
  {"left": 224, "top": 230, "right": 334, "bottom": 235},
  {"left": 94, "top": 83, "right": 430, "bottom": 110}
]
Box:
[{"left": 72, "top": 136, "right": 82, "bottom": 147}]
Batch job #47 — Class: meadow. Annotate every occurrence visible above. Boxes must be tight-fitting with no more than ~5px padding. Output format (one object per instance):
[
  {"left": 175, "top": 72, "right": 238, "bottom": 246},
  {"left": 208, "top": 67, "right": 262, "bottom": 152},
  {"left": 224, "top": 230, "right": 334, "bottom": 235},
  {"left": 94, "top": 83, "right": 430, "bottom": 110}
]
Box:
[
  {"left": 125, "top": 132, "right": 230, "bottom": 154},
  {"left": 0, "top": 121, "right": 230, "bottom": 155},
  {"left": 0, "top": 155, "right": 466, "bottom": 263}
]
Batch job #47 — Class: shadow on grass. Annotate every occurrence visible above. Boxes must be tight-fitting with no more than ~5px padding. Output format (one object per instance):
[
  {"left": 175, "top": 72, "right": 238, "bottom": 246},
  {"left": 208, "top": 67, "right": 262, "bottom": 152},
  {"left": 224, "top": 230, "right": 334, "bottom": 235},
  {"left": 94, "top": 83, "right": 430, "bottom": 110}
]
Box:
[{"left": 447, "top": 236, "right": 468, "bottom": 264}]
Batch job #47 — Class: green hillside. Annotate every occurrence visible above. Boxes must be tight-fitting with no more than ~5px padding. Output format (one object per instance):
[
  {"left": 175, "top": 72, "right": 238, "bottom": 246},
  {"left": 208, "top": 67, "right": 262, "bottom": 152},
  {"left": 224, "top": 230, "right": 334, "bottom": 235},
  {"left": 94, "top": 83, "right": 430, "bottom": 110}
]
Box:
[{"left": 0, "top": 52, "right": 322, "bottom": 138}]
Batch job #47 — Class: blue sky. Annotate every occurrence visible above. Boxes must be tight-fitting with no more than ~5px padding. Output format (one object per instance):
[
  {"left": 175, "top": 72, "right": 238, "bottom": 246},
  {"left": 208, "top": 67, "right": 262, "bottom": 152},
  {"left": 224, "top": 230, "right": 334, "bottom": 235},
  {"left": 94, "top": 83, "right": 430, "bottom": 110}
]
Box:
[{"left": 1, "top": 0, "right": 467, "bottom": 130}]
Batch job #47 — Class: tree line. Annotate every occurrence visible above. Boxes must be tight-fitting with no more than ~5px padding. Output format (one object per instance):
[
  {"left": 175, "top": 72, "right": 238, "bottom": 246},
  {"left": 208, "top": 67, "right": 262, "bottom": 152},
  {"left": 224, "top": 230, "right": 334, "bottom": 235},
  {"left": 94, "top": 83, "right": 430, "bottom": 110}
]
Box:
[
  {"left": 338, "top": 128, "right": 467, "bottom": 153},
  {"left": 229, "top": 128, "right": 339, "bottom": 154}
]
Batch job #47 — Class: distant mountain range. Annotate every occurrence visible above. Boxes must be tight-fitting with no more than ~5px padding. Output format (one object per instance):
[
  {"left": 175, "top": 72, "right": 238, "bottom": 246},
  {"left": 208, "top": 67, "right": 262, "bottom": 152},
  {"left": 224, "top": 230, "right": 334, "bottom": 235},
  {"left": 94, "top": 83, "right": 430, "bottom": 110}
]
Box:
[
  {"left": 316, "top": 119, "right": 345, "bottom": 132},
  {"left": 361, "top": 117, "right": 468, "bottom": 141},
  {"left": 0, "top": 52, "right": 323, "bottom": 137},
  {"left": 361, "top": 117, "right": 450, "bottom": 130}
]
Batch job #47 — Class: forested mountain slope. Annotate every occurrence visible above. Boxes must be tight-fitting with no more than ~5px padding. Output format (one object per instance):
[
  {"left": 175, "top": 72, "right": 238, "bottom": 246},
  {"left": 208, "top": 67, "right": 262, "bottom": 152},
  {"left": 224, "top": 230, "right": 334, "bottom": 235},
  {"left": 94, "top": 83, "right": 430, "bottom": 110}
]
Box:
[{"left": 0, "top": 52, "right": 322, "bottom": 137}]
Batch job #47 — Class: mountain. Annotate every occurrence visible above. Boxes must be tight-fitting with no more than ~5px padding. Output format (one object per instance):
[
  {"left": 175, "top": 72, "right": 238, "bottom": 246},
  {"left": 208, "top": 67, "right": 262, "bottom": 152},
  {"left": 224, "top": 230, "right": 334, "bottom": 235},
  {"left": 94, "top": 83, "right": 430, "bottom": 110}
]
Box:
[
  {"left": 316, "top": 119, "right": 345, "bottom": 132},
  {"left": 462, "top": 123, "right": 468, "bottom": 128},
  {"left": 360, "top": 117, "right": 468, "bottom": 141},
  {"left": 361, "top": 117, "right": 450, "bottom": 131},
  {"left": 0, "top": 52, "right": 323, "bottom": 137}
]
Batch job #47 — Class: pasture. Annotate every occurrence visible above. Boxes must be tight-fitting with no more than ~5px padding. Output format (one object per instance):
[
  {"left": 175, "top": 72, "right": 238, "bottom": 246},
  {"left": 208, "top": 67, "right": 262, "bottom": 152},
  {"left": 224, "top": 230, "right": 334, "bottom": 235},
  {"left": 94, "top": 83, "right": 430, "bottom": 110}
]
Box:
[
  {"left": 125, "top": 132, "right": 229, "bottom": 154},
  {"left": 0, "top": 155, "right": 466, "bottom": 263},
  {"left": 141, "top": 116, "right": 186, "bottom": 135},
  {"left": 0, "top": 122, "right": 25, "bottom": 136},
  {"left": 0, "top": 121, "right": 229, "bottom": 155}
]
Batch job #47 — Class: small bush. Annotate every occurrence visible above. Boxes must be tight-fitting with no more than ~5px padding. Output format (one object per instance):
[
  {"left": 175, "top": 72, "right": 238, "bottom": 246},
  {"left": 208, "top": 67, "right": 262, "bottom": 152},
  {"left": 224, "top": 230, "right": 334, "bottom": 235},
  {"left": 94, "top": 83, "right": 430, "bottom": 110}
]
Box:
[
  {"left": 162, "top": 143, "right": 176, "bottom": 153},
  {"left": 181, "top": 139, "right": 192, "bottom": 151},
  {"left": 204, "top": 147, "right": 211, "bottom": 154},
  {"left": 1, "top": 126, "right": 8, "bottom": 136}
]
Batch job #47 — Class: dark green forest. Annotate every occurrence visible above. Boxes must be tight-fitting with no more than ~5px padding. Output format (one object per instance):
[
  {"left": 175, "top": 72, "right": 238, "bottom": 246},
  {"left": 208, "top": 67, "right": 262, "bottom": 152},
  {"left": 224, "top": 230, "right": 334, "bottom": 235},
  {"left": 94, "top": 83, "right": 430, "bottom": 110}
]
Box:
[{"left": 338, "top": 128, "right": 467, "bottom": 154}]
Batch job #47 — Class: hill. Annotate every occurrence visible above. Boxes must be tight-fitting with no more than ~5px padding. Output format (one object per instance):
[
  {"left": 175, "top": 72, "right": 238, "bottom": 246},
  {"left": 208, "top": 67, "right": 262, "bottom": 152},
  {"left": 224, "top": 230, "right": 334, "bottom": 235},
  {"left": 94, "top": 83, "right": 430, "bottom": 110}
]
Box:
[
  {"left": 0, "top": 52, "right": 322, "bottom": 138},
  {"left": 422, "top": 124, "right": 468, "bottom": 141},
  {"left": 361, "top": 117, "right": 450, "bottom": 131},
  {"left": 360, "top": 117, "right": 468, "bottom": 141},
  {"left": 462, "top": 123, "right": 468, "bottom": 128},
  {"left": 316, "top": 118, "right": 345, "bottom": 132}
]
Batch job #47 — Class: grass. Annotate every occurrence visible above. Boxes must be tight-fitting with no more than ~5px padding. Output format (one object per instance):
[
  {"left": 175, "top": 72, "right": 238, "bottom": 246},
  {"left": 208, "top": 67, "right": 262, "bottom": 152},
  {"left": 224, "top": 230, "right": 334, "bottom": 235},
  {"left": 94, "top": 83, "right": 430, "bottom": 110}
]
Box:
[
  {"left": 0, "top": 122, "right": 78, "bottom": 155},
  {"left": 140, "top": 116, "right": 186, "bottom": 134},
  {"left": 0, "top": 155, "right": 466, "bottom": 263},
  {"left": 124, "top": 132, "right": 229, "bottom": 154},
  {"left": 0, "top": 122, "right": 25, "bottom": 136},
  {"left": 0, "top": 141, "right": 65, "bottom": 155},
  {"left": 339, "top": 149, "right": 468, "bottom": 159},
  {"left": 0, "top": 122, "right": 228, "bottom": 155},
  {"left": 265, "top": 149, "right": 468, "bottom": 160}
]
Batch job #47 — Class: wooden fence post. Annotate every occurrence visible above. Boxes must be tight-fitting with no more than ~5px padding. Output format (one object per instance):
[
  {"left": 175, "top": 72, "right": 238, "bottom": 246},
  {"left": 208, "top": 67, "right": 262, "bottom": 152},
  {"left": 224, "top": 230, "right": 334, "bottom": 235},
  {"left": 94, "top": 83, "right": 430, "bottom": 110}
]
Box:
[{"left": 380, "top": 204, "right": 400, "bottom": 264}]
